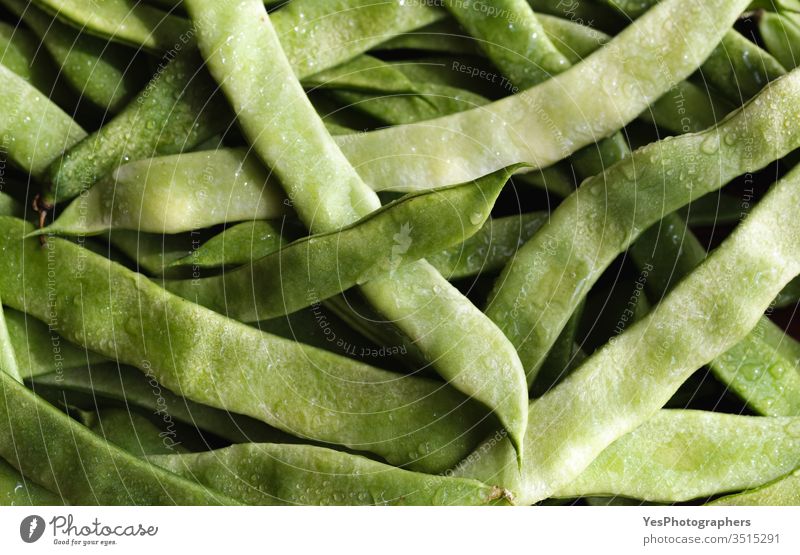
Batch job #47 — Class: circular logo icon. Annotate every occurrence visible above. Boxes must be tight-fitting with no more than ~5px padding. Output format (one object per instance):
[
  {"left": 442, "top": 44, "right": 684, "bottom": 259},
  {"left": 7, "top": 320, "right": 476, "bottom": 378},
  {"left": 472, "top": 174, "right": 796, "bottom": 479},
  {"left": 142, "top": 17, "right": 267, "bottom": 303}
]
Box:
[{"left": 20, "top": 515, "right": 45, "bottom": 543}]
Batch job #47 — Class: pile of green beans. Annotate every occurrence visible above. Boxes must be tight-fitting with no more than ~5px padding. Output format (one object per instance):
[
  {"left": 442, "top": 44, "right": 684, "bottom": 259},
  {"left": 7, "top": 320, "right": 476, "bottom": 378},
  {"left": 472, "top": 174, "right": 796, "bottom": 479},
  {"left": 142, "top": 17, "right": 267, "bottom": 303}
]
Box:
[{"left": 0, "top": 0, "right": 799, "bottom": 506}]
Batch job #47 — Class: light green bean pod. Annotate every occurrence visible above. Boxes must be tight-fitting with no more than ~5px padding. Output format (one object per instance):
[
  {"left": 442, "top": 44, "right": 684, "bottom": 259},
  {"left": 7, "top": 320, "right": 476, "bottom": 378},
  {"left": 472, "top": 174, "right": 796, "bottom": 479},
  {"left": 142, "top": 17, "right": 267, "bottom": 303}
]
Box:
[
  {"left": 185, "top": 0, "right": 529, "bottom": 456},
  {"left": 710, "top": 467, "right": 800, "bottom": 505},
  {"left": 0, "top": 299, "right": 21, "bottom": 383},
  {"left": 556, "top": 410, "right": 800, "bottom": 502},
  {"left": 151, "top": 443, "right": 507, "bottom": 506},
  {"left": 3, "top": 0, "right": 146, "bottom": 112},
  {"left": 337, "top": 0, "right": 751, "bottom": 191},
  {"left": 487, "top": 69, "right": 800, "bottom": 385},
  {"left": 302, "top": 54, "right": 422, "bottom": 94},
  {"left": 38, "top": 149, "right": 288, "bottom": 236},
  {"left": 164, "top": 167, "right": 518, "bottom": 321},
  {"left": 0, "top": 457, "right": 61, "bottom": 506},
  {"left": 459, "top": 161, "right": 800, "bottom": 504},
  {"left": 0, "top": 63, "right": 86, "bottom": 178},
  {"left": 169, "top": 220, "right": 289, "bottom": 269},
  {"left": 0, "top": 362, "right": 237, "bottom": 504},
  {"left": 0, "top": 217, "right": 490, "bottom": 473}
]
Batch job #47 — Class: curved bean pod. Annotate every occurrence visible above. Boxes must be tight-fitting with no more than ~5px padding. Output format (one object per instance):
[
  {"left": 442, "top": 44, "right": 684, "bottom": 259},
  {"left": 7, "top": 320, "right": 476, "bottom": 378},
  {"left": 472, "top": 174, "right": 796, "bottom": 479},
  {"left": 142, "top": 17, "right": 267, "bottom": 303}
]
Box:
[
  {"left": 336, "top": 0, "right": 751, "bottom": 192},
  {"left": 29, "top": 0, "right": 191, "bottom": 53},
  {"left": 0, "top": 217, "right": 489, "bottom": 472},
  {"left": 169, "top": 220, "right": 288, "bottom": 269},
  {"left": 0, "top": 366, "right": 236, "bottom": 504},
  {"left": 444, "top": 0, "right": 570, "bottom": 87},
  {"left": 710, "top": 467, "right": 800, "bottom": 505},
  {"left": 3, "top": 0, "right": 146, "bottom": 112},
  {"left": 164, "top": 167, "right": 517, "bottom": 321},
  {"left": 486, "top": 69, "right": 800, "bottom": 385},
  {"left": 0, "top": 63, "right": 86, "bottom": 179},
  {"left": 629, "top": 213, "right": 800, "bottom": 416},
  {"left": 556, "top": 410, "right": 800, "bottom": 502},
  {"left": 0, "top": 457, "right": 61, "bottom": 506},
  {"left": 31, "top": 363, "right": 286, "bottom": 445},
  {"left": 186, "top": 0, "right": 529, "bottom": 455},
  {"left": 151, "top": 443, "right": 506, "bottom": 506},
  {"left": 459, "top": 161, "right": 800, "bottom": 504},
  {"left": 39, "top": 149, "right": 287, "bottom": 236}
]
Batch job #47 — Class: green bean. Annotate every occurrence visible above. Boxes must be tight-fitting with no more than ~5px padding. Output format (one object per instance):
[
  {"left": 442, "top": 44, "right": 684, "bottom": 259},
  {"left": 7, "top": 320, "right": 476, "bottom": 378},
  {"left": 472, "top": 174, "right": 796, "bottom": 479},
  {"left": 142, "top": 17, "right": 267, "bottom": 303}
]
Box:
[
  {"left": 1, "top": 217, "right": 489, "bottom": 472},
  {"left": 5, "top": 307, "right": 107, "bottom": 378},
  {"left": 42, "top": 49, "right": 228, "bottom": 208},
  {"left": 759, "top": 10, "right": 800, "bottom": 70},
  {"left": 0, "top": 364, "right": 236, "bottom": 504},
  {"left": 374, "top": 22, "right": 480, "bottom": 55},
  {"left": 0, "top": 299, "right": 21, "bottom": 383},
  {"left": 40, "top": 149, "right": 288, "bottom": 236},
  {"left": 302, "top": 55, "right": 422, "bottom": 95},
  {"left": 710, "top": 467, "right": 800, "bottom": 505},
  {"left": 0, "top": 456, "right": 61, "bottom": 506},
  {"left": 596, "top": 0, "right": 788, "bottom": 102},
  {"left": 164, "top": 166, "right": 517, "bottom": 322},
  {"left": 31, "top": 363, "right": 285, "bottom": 445},
  {"left": 528, "top": 0, "right": 622, "bottom": 33},
  {"left": 107, "top": 230, "right": 197, "bottom": 275},
  {"left": 2, "top": 0, "right": 146, "bottom": 112},
  {"left": 486, "top": 69, "right": 800, "bottom": 386},
  {"left": 428, "top": 213, "right": 548, "bottom": 280},
  {"left": 0, "top": 63, "right": 86, "bottom": 179},
  {"left": 86, "top": 407, "right": 189, "bottom": 456},
  {"left": 444, "top": 0, "right": 570, "bottom": 87},
  {"left": 169, "top": 221, "right": 288, "bottom": 269},
  {"left": 459, "top": 160, "right": 800, "bottom": 504},
  {"left": 0, "top": 192, "right": 21, "bottom": 217},
  {"left": 0, "top": 20, "right": 58, "bottom": 94},
  {"left": 336, "top": 0, "right": 751, "bottom": 192},
  {"left": 556, "top": 411, "right": 800, "bottom": 502},
  {"left": 680, "top": 191, "right": 745, "bottom": 226},
  {"left": 629, "top": 213, "right": 800, "bottom": 417},
  {"left": 186, "top": 0, "right": 529, "bottom": 456},
  {"left": 29, "top": 0, "right": 191, "bottom": 53},
  {"left": 151, "top": 443, "right": 506, "bottom": 506}
]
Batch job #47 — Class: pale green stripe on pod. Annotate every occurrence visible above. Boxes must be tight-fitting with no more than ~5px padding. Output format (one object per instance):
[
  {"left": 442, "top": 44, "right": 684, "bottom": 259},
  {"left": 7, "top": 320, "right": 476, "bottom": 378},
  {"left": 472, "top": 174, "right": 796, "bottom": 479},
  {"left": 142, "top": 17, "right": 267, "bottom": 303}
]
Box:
[
  {"left": 39, "top": 149, "right": 288, "bottom": 236},
  {"left": 0, "top": 456, "right": 62, "bottom": 506},
  {"left": 0, "top": 368, "right": 237, "bottom": 504},
  {"left": 710, "top": 467, "right": 800, "bottom": 506},
  {"left": 0, "top": 63, "right": 86, "bottom": 179},
  {"left": 0, "top": 217, "right": 489, "bottom": 472},
  {"left": 164, "top": 167, "right": 518, "bottom": 321},
  {"left": 3, "top": 0, "right": 146, "bottom": 112},
  {"left": 486, "top": 69, "right": 800, "bottom": 386},
  {"left": 460, "top": 161, "right": 800, "bottom": 504},
  {"left": 556, "top": 411, "right": 800, "bottom": 502},
  {"left": 185, "top": 0, "right": 529, "bottom": 457},
  {"left": 150, "top": 443, "right": 506, "bottom": 506},
  {"left": 629, "top": 213, "right": 800, "bottom": 417},
  {"left": 337, "top": 0, "right": 751, "bottom": 191}
]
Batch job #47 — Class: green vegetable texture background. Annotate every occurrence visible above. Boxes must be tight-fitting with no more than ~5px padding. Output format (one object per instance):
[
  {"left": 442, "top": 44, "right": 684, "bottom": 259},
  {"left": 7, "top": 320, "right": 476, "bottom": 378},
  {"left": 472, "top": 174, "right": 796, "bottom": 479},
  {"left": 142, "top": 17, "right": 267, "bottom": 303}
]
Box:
[{"left": 0, "top": 0, "right": 798, "bottom": 508}]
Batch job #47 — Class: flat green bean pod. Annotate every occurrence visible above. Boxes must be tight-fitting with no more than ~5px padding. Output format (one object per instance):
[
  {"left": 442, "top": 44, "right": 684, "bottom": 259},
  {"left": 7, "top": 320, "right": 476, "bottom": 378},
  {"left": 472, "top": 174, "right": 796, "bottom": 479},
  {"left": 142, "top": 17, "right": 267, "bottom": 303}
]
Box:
[
  {"left": 151, "top": 443, "right": 506, "bottom": 506},
  {"left": 630, "top": 214, "right": 800, "bottom": 416},
  {"left": 165, "top": 167, "right": 517, "bottom": 321},
  {"left": 186, "top": 0, "right": 529, "bottom": 456},
  {"left": 0, "top": 63, "right": 86, "bottom": 179},
  {"left": 336, "top": 0, "right": 751, "bottom": 192},
  {"left": 459, "top": 161, "right": 800, "bottom": 504},
  {"left": 0, "top": 299, "right": 22, "bottom": 383},
  {"left": 556, "top": 410, "right": 800, "bottom": 502},
  {"left": 39, "top": 149, "right": 288, "bottom": 236},
  {"left": 29, "top": 0, "right": 191, "bottom": 53},
  {"left": 3, "top": 0, "right": 146, "bottom": 112},
  {"left": 486, "top": 68, "right": 800, "bottom": 385},
  {"left": 31, "top": 363, "right": 286, "bottom": 445},
  {"left": 710, "top": 467, "right": 800, "bottom": 506},
  {"left": 0, "top": 217, "right": 489, "bottom": 472},
  {"left": 0, "top": 456, "right": 61, "bottom": 506},
  {"left": 0, "top": 365, "right": 236, "bottom": 504},
  {"left": 759, "top": 10, "right": 800, "bottom": 70},
  {"left": 169, "top": 220, "right": 288, "bottom": 270},
  {"left": 302, "top": 55, "right": 423, "bottom": 95},
  {"left": 0, "top": 20, "right": 58, "bottom": 94}
]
